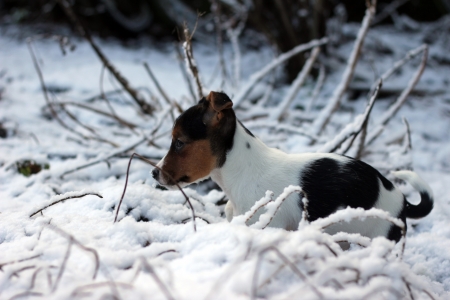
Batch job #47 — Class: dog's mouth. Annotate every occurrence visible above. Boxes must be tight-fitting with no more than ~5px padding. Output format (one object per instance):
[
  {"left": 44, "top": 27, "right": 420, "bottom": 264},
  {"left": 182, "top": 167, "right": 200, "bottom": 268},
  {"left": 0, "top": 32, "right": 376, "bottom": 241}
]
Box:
[{"left": 156, "top": 174, "right": 190, "bottom": 189}]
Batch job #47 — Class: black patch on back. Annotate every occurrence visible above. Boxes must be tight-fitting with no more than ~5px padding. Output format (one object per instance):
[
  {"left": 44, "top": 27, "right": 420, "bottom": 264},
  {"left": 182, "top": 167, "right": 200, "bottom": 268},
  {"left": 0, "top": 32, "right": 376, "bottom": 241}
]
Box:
[
  {"left": 238, "top": 120, "right": 255, "bottom": 137},
  {"left": 299, "top": 157, "right": 384, "bottom": 222},
  {"left": 246, "top": 142, "right": 251, "bottom": 149}
]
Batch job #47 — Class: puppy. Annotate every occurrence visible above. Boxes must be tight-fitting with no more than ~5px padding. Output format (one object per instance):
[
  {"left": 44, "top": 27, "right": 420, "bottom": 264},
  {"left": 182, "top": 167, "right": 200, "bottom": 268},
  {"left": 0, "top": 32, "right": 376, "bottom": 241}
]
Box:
[{"left": 153, "top": 91, "right": 433, "bottom": 242}]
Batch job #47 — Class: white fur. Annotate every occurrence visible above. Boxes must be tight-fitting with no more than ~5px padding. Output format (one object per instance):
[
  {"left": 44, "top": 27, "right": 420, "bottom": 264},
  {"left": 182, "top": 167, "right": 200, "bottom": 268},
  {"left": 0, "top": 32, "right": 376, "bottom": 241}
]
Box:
[{"left": 210, "top": 122, "right": 409, "bottom": 238}]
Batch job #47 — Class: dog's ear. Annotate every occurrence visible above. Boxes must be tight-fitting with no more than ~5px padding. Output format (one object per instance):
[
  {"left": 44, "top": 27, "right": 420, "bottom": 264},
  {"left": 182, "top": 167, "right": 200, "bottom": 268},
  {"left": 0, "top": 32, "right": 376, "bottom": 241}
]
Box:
[
  {"left": 203, "top": 91, "right": 233, "bottom": 126},
  {"left": 208, "top": 91, "right": 233, "bottom": 112}
]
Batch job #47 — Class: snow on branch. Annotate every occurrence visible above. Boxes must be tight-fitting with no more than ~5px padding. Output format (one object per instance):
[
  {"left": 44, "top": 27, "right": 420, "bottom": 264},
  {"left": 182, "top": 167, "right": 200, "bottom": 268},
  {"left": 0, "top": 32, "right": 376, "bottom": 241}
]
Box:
[
  {"left": 251, "top": 186, "right": 303, "bottom": 229},
  {"left": 317, "top": 80, "right": 382, "bottom": 153},
  {"left": 311, "top": 0, "right": 377, "bottom": 136},
  {"left": 233, "top": 37, "right": 329, "bottom": 108},
  {"left": 367, "top": 45, "right": 428, "bottom": 145},
  {"left": 231, "top": 190, "right": 274, "bottom": 226},
  {"left": 29, "top": 190, "right": 103, "bottom": 218},
  {"left": 183, "top": 20, "right": 205, "bottom": 100},
  {"left": 273, "top": 46, "right": 321, "bottom": 121}
]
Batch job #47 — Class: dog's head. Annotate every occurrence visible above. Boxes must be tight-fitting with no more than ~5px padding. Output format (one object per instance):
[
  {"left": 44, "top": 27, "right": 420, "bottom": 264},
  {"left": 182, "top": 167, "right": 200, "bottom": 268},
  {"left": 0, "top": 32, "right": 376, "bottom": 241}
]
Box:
[{"left": 152, "top": 91, "right": 236, "bottom": 188}]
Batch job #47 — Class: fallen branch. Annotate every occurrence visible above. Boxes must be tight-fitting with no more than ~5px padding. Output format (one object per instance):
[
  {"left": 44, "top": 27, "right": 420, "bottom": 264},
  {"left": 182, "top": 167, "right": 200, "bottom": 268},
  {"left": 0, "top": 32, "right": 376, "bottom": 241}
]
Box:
[
  {"left": 311, "top": 0, "right": 376, "bottom": 135},
  {"left": 233, "top": 37, "right": 329, "bottom": 108},
  {"left": 30, "top": 192, "right": 103, "bottom": 218},
  {"left": 114, "top": 153, "right": 197, "bottom": 233},
  {"left": 56, "top": 0, "right": 154, "bottom": 115}
]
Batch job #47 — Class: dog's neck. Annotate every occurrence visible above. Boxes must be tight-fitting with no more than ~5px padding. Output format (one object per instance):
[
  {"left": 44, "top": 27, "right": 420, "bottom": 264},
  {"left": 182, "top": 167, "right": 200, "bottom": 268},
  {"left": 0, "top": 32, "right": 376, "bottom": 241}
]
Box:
[{"left": 210, "top": 121, "right": 288, "bottom": 215}]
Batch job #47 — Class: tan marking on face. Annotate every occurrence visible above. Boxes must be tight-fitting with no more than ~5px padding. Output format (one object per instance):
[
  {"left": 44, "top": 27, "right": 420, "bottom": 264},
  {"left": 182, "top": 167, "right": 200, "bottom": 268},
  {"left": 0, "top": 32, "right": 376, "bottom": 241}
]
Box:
[{"left": 160, "top": 138, "right": 217, "bottom": 186}]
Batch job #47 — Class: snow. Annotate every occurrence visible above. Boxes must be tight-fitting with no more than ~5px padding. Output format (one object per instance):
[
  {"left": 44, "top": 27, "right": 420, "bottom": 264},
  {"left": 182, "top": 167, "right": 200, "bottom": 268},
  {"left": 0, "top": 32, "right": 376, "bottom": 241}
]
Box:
[{"left": 1, "top": 18, "right": 450, "bottom": 300}]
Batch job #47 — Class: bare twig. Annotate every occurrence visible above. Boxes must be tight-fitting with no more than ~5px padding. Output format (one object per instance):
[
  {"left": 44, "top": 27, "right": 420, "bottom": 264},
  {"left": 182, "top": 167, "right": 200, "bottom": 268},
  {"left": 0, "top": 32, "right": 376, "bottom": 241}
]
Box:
[
  {"left": 54, "top": 101, "right": 138, "bottom": 129},
  {"left": 306, "top": 64, "right": 326, "bottom": 113},
  {"left": 174, "top": 43, "right": 197, "bottom": 103},
  {"left": 114, "top": 153, "right": 197, "bottom": 232},
  {"left": 56, "top": 0, "right": 154, "bottom": 115},
  {"left": 45, "top": 224, "right": 99, "bottom": 280},
  {"left": 0, "top": 254, "right": 42, "bottom": 271},
  {"left": 30, "top": 192, "right": 103, "bottom": 217},
  {"left": 139, "top": 258, "right": 176, "bottom": 300},
  {"left": 252, "top": 246, "right": 323, "bottom": 300},
  {"left": 52, "top": 237, "right": 72, "bottom": 292},
  {"left": 274, "top": 46, "right": 321, "bottom": 121},
  {"left": 70, "top": 282, "right": 133, "bottom": 298},
  {"left": 234, "top": 37, "right": 329, "bottom": 108},
  {"left": 311, "top": 0, "right": 376, "bottom": 135}
]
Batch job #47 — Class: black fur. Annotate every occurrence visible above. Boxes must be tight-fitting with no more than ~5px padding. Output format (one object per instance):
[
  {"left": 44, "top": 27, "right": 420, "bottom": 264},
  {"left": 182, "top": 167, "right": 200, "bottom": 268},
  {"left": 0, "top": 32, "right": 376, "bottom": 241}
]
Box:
[
  {"left": 175, "top": 99, "right": 236, "bottom": 168},
  {"left": 406, "top": 191, "right": 433, "bottom": 219},
  {"left": 299, "top": 157, "right": 391, "bottom": 222},
  {"left": 177, "top": 105, "right": 207, "bottom": 140},
  {"left": 238, "top": 120, "right": 255, "bottom": 137}
]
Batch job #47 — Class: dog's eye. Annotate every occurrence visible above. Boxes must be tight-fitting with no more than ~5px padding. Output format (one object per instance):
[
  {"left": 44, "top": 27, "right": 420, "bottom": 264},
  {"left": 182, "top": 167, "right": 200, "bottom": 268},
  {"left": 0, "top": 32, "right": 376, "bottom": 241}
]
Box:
[{"left": 174, "top": 139, "right": 185, "bottom": 151}]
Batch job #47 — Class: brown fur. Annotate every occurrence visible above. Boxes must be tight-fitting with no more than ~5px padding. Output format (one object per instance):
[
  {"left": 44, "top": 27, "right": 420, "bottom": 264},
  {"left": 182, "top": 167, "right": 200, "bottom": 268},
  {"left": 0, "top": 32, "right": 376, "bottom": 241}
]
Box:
[{"left": 160, "top": 128, "right": 217, "bottom": 185}]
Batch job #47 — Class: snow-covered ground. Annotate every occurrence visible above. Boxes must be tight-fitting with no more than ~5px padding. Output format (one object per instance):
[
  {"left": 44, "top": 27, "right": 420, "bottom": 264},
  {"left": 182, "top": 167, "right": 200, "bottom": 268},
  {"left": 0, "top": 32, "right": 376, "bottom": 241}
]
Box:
[{"left": 0, "top": 19, "right": 449, "bottom": 299}]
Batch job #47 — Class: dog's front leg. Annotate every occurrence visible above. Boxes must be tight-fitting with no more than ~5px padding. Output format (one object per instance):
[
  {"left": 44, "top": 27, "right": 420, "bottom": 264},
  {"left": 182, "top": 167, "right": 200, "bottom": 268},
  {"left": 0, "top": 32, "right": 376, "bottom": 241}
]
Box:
[{"left": 225, "top": 200, "right": 234, "bottom": 222}]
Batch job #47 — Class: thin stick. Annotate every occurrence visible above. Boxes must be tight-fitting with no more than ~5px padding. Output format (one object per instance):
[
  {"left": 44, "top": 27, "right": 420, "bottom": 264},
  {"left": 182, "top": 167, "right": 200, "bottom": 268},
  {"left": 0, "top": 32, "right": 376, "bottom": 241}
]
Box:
[
  {"left": 59, "top": 136, "right": 147, "bottom": 179},
  {"left": 311, "top": 0, "right": 376, "bottom": 135},
  {"left": 30, "top": 192, "right": 103, "bottom": 217},
  {"left": 56, "top": 0, "right": 154, "bottom": 115},
  {"left": 140, "top": 258, "right": 176, "bottom": 300},
  {"left": 70, "top": 282, "right": 133, "bottom": 298},
  {"left": 45, "top": 224, "right": 99, "bottom": 280},
  {"left": 52, "top": 238, "right": 72, "bottom": 292},
  {"left": 99, "top": 64, "right": 120, "bottom": 119},
  {"left": 275, "top": 46, "right": 321, "bottom": 121},
  {"left": 306, "top": 64, "right": 326, "bottom": 113},
  {"left": 183, "top": 21, "right": 204, "bottom": 99},
  {"left": 367, "top": 45, "right": 428, "bottom": 145},
  {"left": 234, "top": 37, "right": 329, "bottom": 108},
  {"left": 54, "top": 101, "right": 138, "bottom": 129},
  {"left": 174, "top": 43, "right": 197, "bottom": 103},
  {"left": 0, "top": 254, "right": 42, "bottom": 271},
  {"left": 252, "top": 246, "right": 323, "bottom": 300},
  {"left": 114, "top": 153, "right": 197, "bottom": 233}
]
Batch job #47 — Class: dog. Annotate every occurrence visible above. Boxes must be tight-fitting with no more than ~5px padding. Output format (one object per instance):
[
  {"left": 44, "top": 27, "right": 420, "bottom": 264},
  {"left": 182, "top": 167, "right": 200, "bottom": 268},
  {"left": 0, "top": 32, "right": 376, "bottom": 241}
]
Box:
[{"left": 152, "top": 91, "right": 433, "bottom": 242}]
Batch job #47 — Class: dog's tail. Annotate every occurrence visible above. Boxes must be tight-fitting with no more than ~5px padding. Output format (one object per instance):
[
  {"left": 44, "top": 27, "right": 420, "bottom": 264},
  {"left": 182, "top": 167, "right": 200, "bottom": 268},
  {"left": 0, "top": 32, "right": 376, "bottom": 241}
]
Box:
[{"left": 392, "top": 170, "right": 434, "bottom": 219}]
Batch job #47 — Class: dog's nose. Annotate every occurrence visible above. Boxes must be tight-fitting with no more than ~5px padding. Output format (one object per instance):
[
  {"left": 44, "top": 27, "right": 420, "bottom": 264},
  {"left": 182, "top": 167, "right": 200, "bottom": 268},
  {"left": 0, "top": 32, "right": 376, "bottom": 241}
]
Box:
[{"left": 152, "top": 168, "right": 160, "bottom": 179}]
